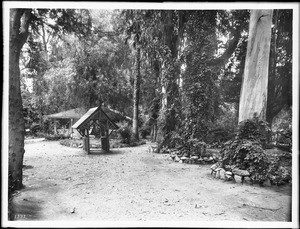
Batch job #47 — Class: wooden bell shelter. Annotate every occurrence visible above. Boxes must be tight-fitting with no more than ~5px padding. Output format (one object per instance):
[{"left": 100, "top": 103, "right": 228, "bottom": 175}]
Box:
[{"left": 72, "top": 105, "right": 119, "bottom": 154}]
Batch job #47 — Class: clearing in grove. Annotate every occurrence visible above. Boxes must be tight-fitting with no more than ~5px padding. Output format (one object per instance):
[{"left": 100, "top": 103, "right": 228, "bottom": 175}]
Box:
[{"left": 10, "top": 140, "right": 292, "bottom": 223}]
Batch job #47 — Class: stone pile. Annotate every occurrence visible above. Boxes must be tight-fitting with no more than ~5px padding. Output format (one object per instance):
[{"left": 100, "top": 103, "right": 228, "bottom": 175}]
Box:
[
  {"left": 210, "top": 163, "right": 253, "bottom": 184},
  {"left": 171, "top": 153, "right": 217, "bottom": 164},
  {"left": 169, "top": 143, "right": 218, "bottom": 165}
]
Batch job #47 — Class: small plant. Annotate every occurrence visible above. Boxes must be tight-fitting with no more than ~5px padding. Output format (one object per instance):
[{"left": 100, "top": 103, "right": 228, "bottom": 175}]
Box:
[
  {"left": 116, "top": 121, "right": 132, "bottom": 144},
  {"left": 140, "top": 125, "right": 151, "bottom": 139}
]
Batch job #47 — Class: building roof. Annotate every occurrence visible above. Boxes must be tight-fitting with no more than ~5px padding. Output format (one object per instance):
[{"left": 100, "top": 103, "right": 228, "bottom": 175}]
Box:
[
  {"left": 72, "top": 106, "right": 125, "bottom": 135},
  {"left": 45, "top": 108, "right": 86, "bottom": 119},
  {"left": 45, "top": 106, "right": 132, "bottom": 122},
  {"left": 72, "top": 107, "right": 100, "bottom": 130},
  {"left": 102, "top": 106, "right": 132, "bottom": 123}
]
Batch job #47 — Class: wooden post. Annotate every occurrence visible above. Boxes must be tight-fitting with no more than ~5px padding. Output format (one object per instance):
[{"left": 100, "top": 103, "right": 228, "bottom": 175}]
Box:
[
  {"left": 101, "top": 136, "right": 110, "bottom": 152},
  {"left": 101, "top": 121, "right": 110, "bottom": 152},
  {"left": 53, "top": 120, "right": 57, "bottom": 135},
  {"left": 83, "top": 128, "right": 90, "bottom": 154},
  {"left": 70, "top": 118, "right": 73, "bottom": 137}
]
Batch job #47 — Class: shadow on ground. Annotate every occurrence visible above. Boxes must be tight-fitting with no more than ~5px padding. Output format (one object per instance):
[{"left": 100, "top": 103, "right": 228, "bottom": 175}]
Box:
[
  {"left": 88, "top": 149, "right": 125, "bottom": 156},
  {"left": 11, "top": 196, "right": 43, "bottom": 221},
  {"left": 10, "top": 178, "right": 61, "bottom": 221}
]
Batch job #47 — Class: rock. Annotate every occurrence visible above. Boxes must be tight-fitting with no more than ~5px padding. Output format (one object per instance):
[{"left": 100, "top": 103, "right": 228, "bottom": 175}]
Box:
[
  {"left": 174, "top": 156, "right": 180, "bottom": 162},
  {"left": 212, "top": 155, "right": 219, "bottom": 162},
  {"left": 232, "top": 169, "right": 251, "bottom": 184},
  {"left": 198, "top": 157, "right": 205, "bottom": 164},
  {"left": 232, "top": 169, "right": 250, "bottom": 177},
  {"left": 234, "top": 175, "right": 242, "bottom": 183},
  {"left": 212, "top": 170, "right": 217, "bottom": 177},
  {"left": 216, "top": 169, "right": 221, "bottom": 179},
  {"left": 225, "top": 171, "right": 233, "bottom": 176},
  {"left": 225, "top": 174, "right": 234, "bottom": 181},
  {"left": 225, "top": 171, "right": 234, "bottom": 181},
  {"left": 181, "top": 156, "right": 189, "bottom": 161},
  {"left": 203, "top": 157, "right": 213, "bottom": 163},
  {"left": 244, "top": 176, "right": 253, "bottom": 184},
  {"left": 219, "top": 168, "right": 226, "bottom": 180},
  {"left": 190, "top": 156, "right": 199, "bottom": 160},
  {"left": 210, "top": 163, "right": 219, "bottom": 170}
]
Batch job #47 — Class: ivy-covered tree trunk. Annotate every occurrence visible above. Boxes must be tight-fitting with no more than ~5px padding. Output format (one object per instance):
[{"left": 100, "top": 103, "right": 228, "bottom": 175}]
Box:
[
  {"left": 157, "top": 10, "right": 181, "bottom": 150},
  {"left": 9, "top": 9, "right": 31, "bottom": 190},
  {"left": 239, "top": 9, "right": 273, "bottom": 122},
  {"left": 266, "top": 10, "right": 292, "bottom": 125},
  {"left": 132, "top": 45, "right": 141, "bottom": 142}
]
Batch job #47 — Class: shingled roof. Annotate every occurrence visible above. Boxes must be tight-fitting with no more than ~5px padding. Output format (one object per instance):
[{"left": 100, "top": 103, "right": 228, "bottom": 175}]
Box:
[
  {"left": 72, "top": 106, "right": 121, "bottom": 136},
  {"left": 45, "top": 106, "right": 132, "bottom": 122},
  {"left": 45, "top": 108, "right": 86, "bottom": 119}
]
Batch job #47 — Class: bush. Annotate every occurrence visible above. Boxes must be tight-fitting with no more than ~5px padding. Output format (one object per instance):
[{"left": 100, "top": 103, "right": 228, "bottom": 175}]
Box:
[
  {"left": 206, "top": 103, "right": 238, "bottom": 147},
  {"left": 235, "top": 117, "right": 271, "bottom": 148},
  {"left": 207, "top": 128, "right": 235, "bottom": 148},
  {"left": 269, "top": 166, "right": 291, "bottom": 185},
  {"left": 60, "top": 139, "right": 81, "bottom": 147},
  {"left": 220, "top": 117, "right": 273, "bottom": 183},
  {"left": 140, "top": 125, "right": 151, "bottom": 139},
  {"left": 116, "top": 121, "right": 132, "bottom": 144},
  {"left": 37, "top": 132, "right": 67, "bottom": 140},
  {"left": 267, "top": 149, "right": 292, "bottom": 185}
]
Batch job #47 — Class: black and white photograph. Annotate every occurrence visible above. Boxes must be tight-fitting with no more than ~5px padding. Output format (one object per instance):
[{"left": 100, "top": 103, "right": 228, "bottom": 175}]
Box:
[{"left": 2, "top": 1, "right": 299, "bottom": 228}]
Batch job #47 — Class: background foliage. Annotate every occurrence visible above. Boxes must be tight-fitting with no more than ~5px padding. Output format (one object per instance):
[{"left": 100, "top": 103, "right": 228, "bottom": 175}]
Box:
[{"left": 20, "top": 9, "right": 292, "bottom": 150}]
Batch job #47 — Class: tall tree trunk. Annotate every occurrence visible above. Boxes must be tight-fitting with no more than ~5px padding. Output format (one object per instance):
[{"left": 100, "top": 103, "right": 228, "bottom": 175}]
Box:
[
  {"left": 9, "top": 9, "right": 31, "bottom": 191},
  {"left": 157, "top": 10, "right": 181, "bottom": 151},
  {"left": 266, "top": 10, "right": 282, "bottom": 125},
  {"left": 132, "top": 45, "right": 141, "bottom": 141},
  {"left": 238, "top": 9, "right": 273, "bottom": 123}
]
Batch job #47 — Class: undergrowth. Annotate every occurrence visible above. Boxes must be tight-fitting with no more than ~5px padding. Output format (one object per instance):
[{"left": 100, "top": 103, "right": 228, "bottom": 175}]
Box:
[{"left": 220, "top": 117, "right": 291, "bottom": 185}]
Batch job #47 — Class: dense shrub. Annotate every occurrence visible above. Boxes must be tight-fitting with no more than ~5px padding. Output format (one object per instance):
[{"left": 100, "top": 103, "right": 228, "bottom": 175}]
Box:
[
  {"left": 60, "top": 139, "right": 81, "bottom": 147},
  {"left": 180, "top": 138, "right": 207, "bottom": 157},
  {"left": 267, "top": 149, "right": 292, "bottom": 185},
  {"left": 206, "top": 103, "right": 237, "bottom": 147},
  {"left": 207, "top": 128, "right": 235, "bottom": 147},
  {"left": 37, "top": 132, "right": 67, "bottom": 140},
  {"left": 220, "top": 118, "right": 273, "bottom": 183},
  {"left": 116, "top": 121, "right": 132, "bottom": 144},
  {"left": 140, "top": 125, "right": 151, "bottom": 139},
  {"left": 235, "top": 117, "right": 271, "bottom": 148}
]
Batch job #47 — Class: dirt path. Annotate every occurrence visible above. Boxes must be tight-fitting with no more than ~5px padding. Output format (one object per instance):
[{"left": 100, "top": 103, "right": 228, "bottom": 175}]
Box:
[{"left": 11, "top": 140, "right": 291, "bottom": 223}]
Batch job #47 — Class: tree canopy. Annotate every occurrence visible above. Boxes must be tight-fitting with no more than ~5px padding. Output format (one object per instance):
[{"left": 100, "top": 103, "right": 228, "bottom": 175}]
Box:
[{"left": 19, "top": 8, "right": 293, "bottom": 137}]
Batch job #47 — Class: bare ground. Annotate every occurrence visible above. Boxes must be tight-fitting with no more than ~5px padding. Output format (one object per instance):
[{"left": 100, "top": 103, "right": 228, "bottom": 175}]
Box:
[{"left": 10, "top": 140, "right": 292, "bottom": 223}]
